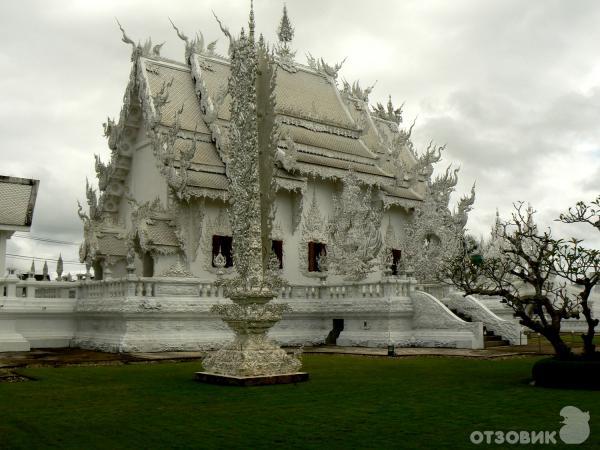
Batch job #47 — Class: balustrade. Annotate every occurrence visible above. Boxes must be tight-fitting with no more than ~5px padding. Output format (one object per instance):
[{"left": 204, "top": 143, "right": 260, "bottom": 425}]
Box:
[{"left": 2, "top": 274, "right": 416, "bottom": 303}]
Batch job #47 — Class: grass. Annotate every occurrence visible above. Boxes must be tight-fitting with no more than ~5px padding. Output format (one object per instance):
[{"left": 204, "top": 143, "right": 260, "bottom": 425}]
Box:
[{"left": 1, "top": 355, "right": 599, "bottom": 449}]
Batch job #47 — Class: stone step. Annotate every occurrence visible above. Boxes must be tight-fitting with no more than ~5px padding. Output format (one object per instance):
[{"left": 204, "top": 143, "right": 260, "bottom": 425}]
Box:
[
  {"left": 484, "top": 334, "right": 503, "bottom": 341},
  {"left": 483, "top": 331, "right": 502, "bottom": 341},
  {"left": 449, "top": 309, "right": 511, "bottom": 347}
]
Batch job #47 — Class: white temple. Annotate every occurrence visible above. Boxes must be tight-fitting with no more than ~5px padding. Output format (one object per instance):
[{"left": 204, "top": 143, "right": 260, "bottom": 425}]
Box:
[{"left": 0, "top": 6, "right": 528, "bottom": 353}]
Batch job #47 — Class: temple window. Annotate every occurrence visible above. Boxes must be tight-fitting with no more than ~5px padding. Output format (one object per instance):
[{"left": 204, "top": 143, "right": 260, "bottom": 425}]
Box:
[
  {"left": 391, "top": 249, "right": 402, "bottom": 275},
  {"left": 93, "top": 261, "right": 103, "bottom": 281},
  {"left": 142, "top": 253, "right": 154, "bottom": 277},
  {"left": 308, "top": 241, "right": 326, "bottom": 272},
  {"left": 271, "top": 240, "right": 283, "bottom": 269},
  {"left": 212, "top": 235, "right": 233, "bottom": 268}
]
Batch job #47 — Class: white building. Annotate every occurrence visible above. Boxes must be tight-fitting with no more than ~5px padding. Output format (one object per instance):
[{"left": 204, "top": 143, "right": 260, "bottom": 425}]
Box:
[{"left": 0, "top": 7, "right": 526, "bottom": 353}]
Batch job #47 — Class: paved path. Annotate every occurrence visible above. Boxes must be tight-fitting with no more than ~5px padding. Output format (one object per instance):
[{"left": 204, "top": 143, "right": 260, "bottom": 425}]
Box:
[{"left": 302, "top": 346, "right": 540, "bottom": 359}]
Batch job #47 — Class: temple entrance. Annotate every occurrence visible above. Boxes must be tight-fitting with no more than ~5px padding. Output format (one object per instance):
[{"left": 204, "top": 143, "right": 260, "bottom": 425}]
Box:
[{"left": 325, "top": 318, "right": 344, "bottom": 345}]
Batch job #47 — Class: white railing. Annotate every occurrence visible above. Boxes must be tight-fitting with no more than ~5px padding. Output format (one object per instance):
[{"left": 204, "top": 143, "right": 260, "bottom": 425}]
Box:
[
  {"left": 277, "top": 278, "right": 415, "bottom": 300},
  {"left": 2, "top": 274, "right": 417, "bottom": 303},
  {"left": 417, "top": 283, "right": 451, "bottom": 301},
  {"left": 0, "top": 277, "right": 77, "bottom": 299}
]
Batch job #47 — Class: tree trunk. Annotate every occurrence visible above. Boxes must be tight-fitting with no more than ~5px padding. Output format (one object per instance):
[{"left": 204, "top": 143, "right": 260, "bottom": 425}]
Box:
[
  {"left": 544, "top": 330, "right": 573, "bottom": 360},
  {"left": 517, "top": 311, "right": 573, "bottom": 359},
  {"left": 580, "top": 295, "right": 598, "bottom": 358}
]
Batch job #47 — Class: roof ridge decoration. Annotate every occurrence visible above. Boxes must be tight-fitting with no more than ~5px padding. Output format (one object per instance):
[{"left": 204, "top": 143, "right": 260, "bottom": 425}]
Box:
[
  {"left": 279, "top": 116, "right": 361, "bottom": 138},
  {"left": 376, "top": 122, "right": 418, "bottom": 185},
  {"left": 454, "top": 182, "right": 476, "bottom": 229},
  {"left": 93, "top": 24, "right": 170, "bottom": 221},
  {"left": 79, "top": 179, "right": 102, "bottom": 223},
  {"left": 341, "top": 79, "right": 377, "bottom": 103},
  {"left": 116, "top": 19, "right": 164, "bottom": 61},
  {"left": 275, "top": 4, "right": 297, "bottom": 73},
  {"left": 408, "top": 141, "right": 444, "bottom": 185},
  {"left": 306, "top": 52, "right": 347, "bottom": 81},
  {"left": 150, "top": 105, "right": 198, "bottom": 201},
  {"left": 277, "top": 136, "right": 299, "bottom": 172},
  {"left": 169, "top": 19, "right": 218, "bottom": 63},
  {"left": 372, "top": 95, "right": 403, "bottom": 125},
  {"left": 189, "top": 55, "right": 229, "bottom": 162},
  {"left": 151, "top": 77, "right": 174, "bottom": 119},
  {"left": 94, "top": 155, "right": 115, "bottom": 192},
  {"left": 429, "top": 163, "right": 459, "bottom": 206}
]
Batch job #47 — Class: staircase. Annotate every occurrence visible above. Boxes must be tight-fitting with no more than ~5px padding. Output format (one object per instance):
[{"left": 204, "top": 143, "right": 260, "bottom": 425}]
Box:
[{"left": 449, "top": 309, "right": 510, "bottom": 348}]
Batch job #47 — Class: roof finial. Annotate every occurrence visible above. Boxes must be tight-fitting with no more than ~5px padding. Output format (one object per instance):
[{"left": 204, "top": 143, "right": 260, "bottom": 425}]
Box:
[
  {"left": 249, "top": 0, "right": 256, "bottom": 42},
  {"left": 57, "top": 254, "right": 64, "bottom": 280},
  {"left": 275, "top": 4, "right": 297, "bottom": 68},
  {"left": 115, "top": 18, "right": 135, "bottom": 49},
  {"left": 277, "top": 4, "right": 294, "bottom": 46}
]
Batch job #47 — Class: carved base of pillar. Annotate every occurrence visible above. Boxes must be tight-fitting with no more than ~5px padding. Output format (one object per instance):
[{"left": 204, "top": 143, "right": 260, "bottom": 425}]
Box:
[
  {"left": 201, "top": 334, "right": 302, "bottom": 377},
  {"left": 195, "top": 371, "right": 309, "bottom": 386}
]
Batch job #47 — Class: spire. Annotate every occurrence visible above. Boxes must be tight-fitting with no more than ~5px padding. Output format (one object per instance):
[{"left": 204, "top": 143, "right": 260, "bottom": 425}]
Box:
[
  {"left": 277, "top": 4, "right": 294, "bottom": 46},
  {"left": 57, "top": 254, "right": 64, "bottom": 280},
  {"left": 492, "top": 208, "right": 502, "bottom": 237},
  {"left": 249, "top": 0, "right": 256, "bottom": 42},
  {"left": 29, "top": 260, "right": 35, "bottom": 275},
  {"left": 43, "top": 260, "right": 49, "bottom": 280},
  {"left": 274, "top": 4, "right": 297, "bottom": 66}
]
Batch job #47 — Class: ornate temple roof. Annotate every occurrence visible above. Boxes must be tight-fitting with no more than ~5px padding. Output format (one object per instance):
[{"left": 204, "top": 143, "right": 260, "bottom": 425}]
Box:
[
  {"left": 77, "top": 6, "right": 477, "bottom": 271},
  {"left": 91, "top": 7, "right": 458, "bottom": 225}
]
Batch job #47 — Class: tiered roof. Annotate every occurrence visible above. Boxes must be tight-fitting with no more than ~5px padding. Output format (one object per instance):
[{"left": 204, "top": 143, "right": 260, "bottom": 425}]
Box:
[{"left": 82, "top": 7, "right": 468, "bottom": 264}]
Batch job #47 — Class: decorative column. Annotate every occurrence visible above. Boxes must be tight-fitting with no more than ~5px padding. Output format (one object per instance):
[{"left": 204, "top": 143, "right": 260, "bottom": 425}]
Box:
[{"left": 197, "top": 5, "right": 306, "bottom": 385}]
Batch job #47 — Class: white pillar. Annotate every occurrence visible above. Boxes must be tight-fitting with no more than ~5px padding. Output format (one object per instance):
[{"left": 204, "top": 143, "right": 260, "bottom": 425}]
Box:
[{"left": 0, "top": 230, "right": 12, "bottom": 278}]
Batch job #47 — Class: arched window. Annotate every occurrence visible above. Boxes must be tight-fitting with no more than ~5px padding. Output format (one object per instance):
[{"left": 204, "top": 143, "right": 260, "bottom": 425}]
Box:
[
  {"left": 271, "top": 240, "right": 283, "bottom": 269},
  {"left": 308, "top": 242, "right": 326, "bottom": 272}
]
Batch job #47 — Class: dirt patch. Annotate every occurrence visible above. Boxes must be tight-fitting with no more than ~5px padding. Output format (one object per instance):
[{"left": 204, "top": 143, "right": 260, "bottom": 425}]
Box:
[
  {"left": 0, "top": 348, "right": 146, "bottom": 369},
  {"left": 0, "top": 369, "right": 33, "bottom": 383},
  {"left": 0, "top": 348, "right": 206, "bottom": 370}
]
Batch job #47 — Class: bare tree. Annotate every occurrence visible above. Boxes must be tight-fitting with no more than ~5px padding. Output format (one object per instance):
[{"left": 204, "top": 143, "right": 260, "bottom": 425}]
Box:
[
  {"left": 442, "top": 202, "right": 599, "bottom": 360},
  {"left": 555, "top": 196, "right": 600, "bottom": 357},
  {"left": 559, "top": 195, "right": 600, "bottom": 231}
]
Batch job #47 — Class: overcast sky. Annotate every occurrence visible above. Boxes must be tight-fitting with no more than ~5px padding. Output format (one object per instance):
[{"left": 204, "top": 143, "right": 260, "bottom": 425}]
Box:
[{"left": 1, "top": 0, "right": 599, "bottom": 274}]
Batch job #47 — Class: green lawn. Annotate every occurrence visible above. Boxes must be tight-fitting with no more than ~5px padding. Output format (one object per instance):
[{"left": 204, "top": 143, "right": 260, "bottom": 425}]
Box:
[{"left": 1, "top": 355, "right": 599, "bottom": 449}]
